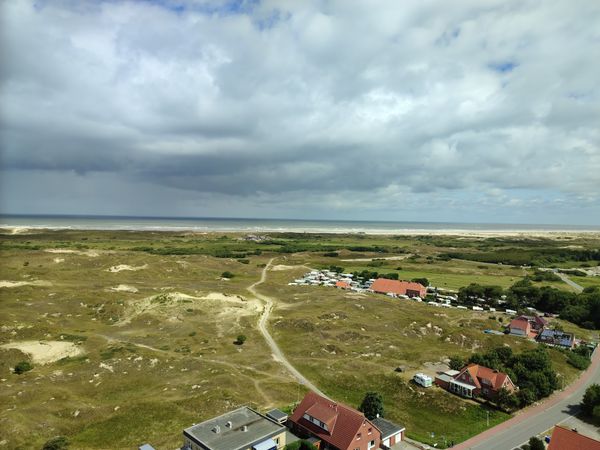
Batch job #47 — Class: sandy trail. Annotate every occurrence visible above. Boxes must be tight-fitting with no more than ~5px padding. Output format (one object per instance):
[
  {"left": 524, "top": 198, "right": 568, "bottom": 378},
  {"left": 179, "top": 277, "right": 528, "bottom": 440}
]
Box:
[
  {"left": 45, "top": 248, "right": 100, "bottom": 257},
  {"left": 1, "top": 340, "right": 84, "bottom": 364},
  {"left": 0, "top": 280, "right": 52, "bottom": 288},
  {"left": 107, "top": 264, "right": 148, "bottom": 273},
  {"left": 341, "top": 254, "right": 412, "bottom": 262},
  {"left": 248, "top": 258, "right": 329, "bottom": 399},
  {"left": 108, "top": 284, "right": 139, "bottom": 293}
]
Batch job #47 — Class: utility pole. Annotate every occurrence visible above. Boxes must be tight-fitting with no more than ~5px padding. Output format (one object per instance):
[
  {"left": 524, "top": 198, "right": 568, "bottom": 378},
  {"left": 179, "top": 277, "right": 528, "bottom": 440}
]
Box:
[{"left": 487, "top": 410, "right": 489, "bottom": 427}]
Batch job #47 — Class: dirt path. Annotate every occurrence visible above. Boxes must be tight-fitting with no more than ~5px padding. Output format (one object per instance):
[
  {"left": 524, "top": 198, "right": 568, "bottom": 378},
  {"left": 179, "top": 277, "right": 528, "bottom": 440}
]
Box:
[
  {"left": 97, "top": 334, "right": 281, "bottom": 407},
  {"left": 248, "top": 258, "right": 330, "bottom": 399}
]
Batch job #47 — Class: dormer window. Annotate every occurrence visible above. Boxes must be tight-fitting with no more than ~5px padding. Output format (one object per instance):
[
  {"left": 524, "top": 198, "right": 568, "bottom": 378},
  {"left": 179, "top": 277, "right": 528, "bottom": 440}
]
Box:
[{"left": 303, "top": 414, "right": 328, "bottom": 431}]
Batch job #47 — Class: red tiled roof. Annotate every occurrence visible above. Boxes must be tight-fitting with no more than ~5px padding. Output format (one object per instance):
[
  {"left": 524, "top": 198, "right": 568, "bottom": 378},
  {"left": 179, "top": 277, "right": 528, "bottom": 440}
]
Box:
[
  {"left": 336, "top": 281, "right": 350, "bottom": 289},
  {"left": 548, "top": 425, "right": 600, "bottom": 450},
  {"left": 509, "top": 318, "right": 530, "bottom": 331},
  {"left": 370, "top": 279, "right": 425, "bottom": 296},
  {"left": 459, "top": 364, "right": 513, "bottom": 391},
  {"left": 290, "top": 391, "right": 378, "bottom": 450}
]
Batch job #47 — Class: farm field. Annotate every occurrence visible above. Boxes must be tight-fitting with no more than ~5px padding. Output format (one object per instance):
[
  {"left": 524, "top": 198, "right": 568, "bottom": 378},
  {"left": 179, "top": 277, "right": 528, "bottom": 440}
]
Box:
[{"left": 0, "top": 229, "right": 598, "bottom": 448}]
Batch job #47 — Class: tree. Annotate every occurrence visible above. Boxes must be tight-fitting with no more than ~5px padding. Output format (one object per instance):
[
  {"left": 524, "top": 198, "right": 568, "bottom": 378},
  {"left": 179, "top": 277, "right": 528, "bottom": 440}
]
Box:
[
  {"left": 411, "top": 277, "right": 429, "bottom": 287},
  {"left": 581, "top": 384, "right": 600, "bottom": 416},
  {"left": 221, "top": 271, "right": 234, "bottom": 279},
  {"left": 359, "top": 392, "right": 384, "bottom": 420},
  {"left": 517, "top": 388, "right": 536, "bottom": 407},
  {"left": 528, "top": 436, "right": 545, "bottom": 450},
  {"left": 42, "top": 436, "right": 69, "bottom": 450},
  {"left": 449, "top": 356, "right": 465, "bottom": 371},
  {"left": 235, "top": 334, "right": 247, "bottom": 345},
  {"left": 496, "top": 387, "right": 519, "bottom": 411},
  {"left": 14, "top": 361, "right": 33, "bottom": 375}
]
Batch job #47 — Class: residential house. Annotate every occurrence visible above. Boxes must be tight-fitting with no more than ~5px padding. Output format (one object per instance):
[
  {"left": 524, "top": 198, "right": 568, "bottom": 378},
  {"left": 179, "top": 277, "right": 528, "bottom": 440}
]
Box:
[
  {"left": 537, "top": 329, "right": 575, "bottom": 349},
  {"left": 548, "top": 425, "right": 600, "bottom": 450},
  {"left": 335, "top": 281, "right": 351, "bottom": 290},
  {"left": 507, "top": 318, "right": 532, "bottom": 337},
  {"left": 441, "top": 364, "right": 516, "bottom": 400},
  {"left": 369, "top": 279, "right": 426, "bottom": 298},
  {"left": 182, "top": 407, "right": 287, "bottom": 450},
  {"left": 289, "top": 391, "right": 385, "bottom": 450},
  {"left": 371, "top": 417, "right": 405, "bottom": 449},
  {"left": 521, "top": 315, "right": 547, "bottom": 332}
]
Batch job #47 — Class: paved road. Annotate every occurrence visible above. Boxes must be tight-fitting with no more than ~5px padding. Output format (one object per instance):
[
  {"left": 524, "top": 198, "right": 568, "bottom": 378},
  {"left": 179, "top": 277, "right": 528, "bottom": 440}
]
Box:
[
  {"left": 247, "top": 258, "right": 330, "bottom": 399},
  {"left": 556, "top": 271, "right": 584, "bottom": 292},
  {"left": 455, "top": 346, "right": 600, "bottom": 450}
]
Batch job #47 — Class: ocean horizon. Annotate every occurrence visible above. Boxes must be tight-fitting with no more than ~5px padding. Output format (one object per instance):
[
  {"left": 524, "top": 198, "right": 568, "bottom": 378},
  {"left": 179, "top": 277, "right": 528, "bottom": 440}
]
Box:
[{"left": 1, "top": 214, "right": 598, "bottom": 234}]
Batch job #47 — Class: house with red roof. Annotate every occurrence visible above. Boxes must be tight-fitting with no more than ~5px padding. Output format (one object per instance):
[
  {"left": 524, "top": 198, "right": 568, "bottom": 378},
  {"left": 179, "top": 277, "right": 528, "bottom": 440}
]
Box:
[
  {"left": 508, "top": 317, "right": 532, "bottom": 337},
  {"left": 335, "top": 281, "right": 350, "bottom": 290},
  {"left": 548, "top": 425, "right": 600, "bottom": 450},
  {"left": 369, "top": 279, "right": 426, "bottom": 298},
  {"left": 289, "top": 392, "right": 404, "bottom": 450},
  {"left": 444, "top": 363, "right": 516, "bottom": 401}
]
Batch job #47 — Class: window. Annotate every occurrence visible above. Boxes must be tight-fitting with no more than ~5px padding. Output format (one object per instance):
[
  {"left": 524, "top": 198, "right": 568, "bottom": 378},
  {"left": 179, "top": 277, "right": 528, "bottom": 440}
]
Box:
[
  {"left": 368, "top": 440, "right": 375, "bottom": 449},
  {"left": 357, "top": 433, "right": 361, "bottom": 440},
  {"left": 368, "top": 427, "right": 372, "bottom": 435}
]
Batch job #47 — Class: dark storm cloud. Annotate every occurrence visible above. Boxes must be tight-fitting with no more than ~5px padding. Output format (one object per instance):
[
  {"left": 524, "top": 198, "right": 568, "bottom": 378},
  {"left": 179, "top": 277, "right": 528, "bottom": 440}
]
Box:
[{"left": 1, "top": 0, "right": 599, "bottom": 222}]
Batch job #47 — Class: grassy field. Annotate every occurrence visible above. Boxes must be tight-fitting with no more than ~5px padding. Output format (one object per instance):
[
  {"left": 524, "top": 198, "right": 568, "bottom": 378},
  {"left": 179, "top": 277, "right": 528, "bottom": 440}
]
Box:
[
  {"left": 1, "top": 229, "right": 598, "bottom": 449},
  {"left": 261, "top": 266, "right": 588, "bottom": 446}
]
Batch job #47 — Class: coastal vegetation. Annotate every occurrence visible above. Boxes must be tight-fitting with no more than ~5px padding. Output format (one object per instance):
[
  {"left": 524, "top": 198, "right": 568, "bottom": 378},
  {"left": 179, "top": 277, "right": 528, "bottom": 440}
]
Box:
[{"left": 0, "top": 228, "right": 598, "bottom": 448}]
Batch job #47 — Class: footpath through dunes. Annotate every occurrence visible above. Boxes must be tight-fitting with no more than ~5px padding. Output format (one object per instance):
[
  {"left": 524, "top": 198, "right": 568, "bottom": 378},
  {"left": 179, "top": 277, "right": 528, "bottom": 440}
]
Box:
[{"left": 247, "top": 257, "right": 330, "bottom": 399}]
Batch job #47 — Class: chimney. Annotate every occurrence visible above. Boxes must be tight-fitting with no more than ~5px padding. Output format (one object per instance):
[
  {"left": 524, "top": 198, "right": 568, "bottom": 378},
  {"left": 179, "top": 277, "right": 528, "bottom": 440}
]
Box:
[
  {"left": 242, "top": 425, "right": 248, "bottom": 432},
  {"left": 226, "top": 421, "right": 232, "bottom": 428},
  {"left": 213, "top": 425, "right": 221, "bottom": 434}
]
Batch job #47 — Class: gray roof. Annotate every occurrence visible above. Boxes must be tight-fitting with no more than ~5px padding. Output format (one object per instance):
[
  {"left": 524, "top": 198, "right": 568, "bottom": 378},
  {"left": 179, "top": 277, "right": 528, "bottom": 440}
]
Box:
[
  {"left": 139, "top": 445, "right": 156, "bottom": 450},
  {"left": 184, "top": 407, "right": 284, "bottom": 450},
  {"left": 266, "top": 409, "right": 288, "bottom": 422},
  {"left": 539, "top": 329, "right": 574, "bottom": 347},
  {"left": 372, "top": 417, "right": 405, "bottom": 439}
]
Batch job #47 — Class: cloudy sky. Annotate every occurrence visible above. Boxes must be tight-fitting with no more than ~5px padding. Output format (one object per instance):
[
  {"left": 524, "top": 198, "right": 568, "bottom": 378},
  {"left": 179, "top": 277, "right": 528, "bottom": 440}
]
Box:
[{"left": 1, "top": 0, "right": 599, "bottom": 224}]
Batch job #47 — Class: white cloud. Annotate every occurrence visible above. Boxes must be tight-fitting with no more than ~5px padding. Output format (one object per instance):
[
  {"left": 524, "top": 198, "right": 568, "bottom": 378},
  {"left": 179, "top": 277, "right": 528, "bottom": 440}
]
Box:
[{"left": 0, "top": 0, "right": 599, "bottom": 223}]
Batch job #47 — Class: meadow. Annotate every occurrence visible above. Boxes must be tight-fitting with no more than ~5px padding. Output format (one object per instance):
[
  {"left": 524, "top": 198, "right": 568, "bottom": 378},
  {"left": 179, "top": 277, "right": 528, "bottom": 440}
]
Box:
[{"left": 1, "top": 229, "right": 598, "bottom": 448}]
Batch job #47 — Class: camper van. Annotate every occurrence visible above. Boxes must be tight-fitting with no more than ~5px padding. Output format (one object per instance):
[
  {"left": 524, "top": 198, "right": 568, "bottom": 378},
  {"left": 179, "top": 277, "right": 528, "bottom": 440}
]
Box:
[{"left": 413, "top": 373, "right": 433, "bottom": 388}]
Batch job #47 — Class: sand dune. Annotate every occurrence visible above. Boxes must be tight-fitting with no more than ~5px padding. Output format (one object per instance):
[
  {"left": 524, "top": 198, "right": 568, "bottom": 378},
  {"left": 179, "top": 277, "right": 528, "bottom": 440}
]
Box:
[{"left": 1, "top": 340, "right": 84, "bottom": 364}]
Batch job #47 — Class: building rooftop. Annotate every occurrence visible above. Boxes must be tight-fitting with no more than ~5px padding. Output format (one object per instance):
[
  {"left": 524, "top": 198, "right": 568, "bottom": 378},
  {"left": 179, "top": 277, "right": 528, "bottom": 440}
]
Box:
[
  {"left": 266, "top": 409, "right": 288, "bottom": 423},
  {"left": 184, "top": 407, "right": 284, "bottom": 450},
  {"left": 371, "top": 417, "right": 405, "bottom": 439},
  {"left": 548, "top": 425, "right": 600, "bottom": 450},
  {"left": 539, "top": 329, "right": 574, "bottom": 346}
]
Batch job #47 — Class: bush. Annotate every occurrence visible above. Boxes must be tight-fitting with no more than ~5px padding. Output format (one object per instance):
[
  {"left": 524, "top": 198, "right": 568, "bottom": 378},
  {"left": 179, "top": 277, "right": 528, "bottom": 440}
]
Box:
[
  {"left": 411, "top": 277, "right": 429, "bottom": 287},
  {"left": 528, "top": 436, "right": 545, "bottom": 450},
  {"left": 221, "top": 271, "right": 235, "bottom": 279},
  {"left": 14, "top": 361, "right": 33, "bottom": 374},
  {"left": 567, "top": 352, "right": 591, "bottom": 370},
  {"left": 284, "top": 440, "right": 318, "bottom": 450},
  {"left": 449, "top": 356, "right": 465, "bottom": 371},
  {"left": 323, "top": 252, "right": 339, "bottom": 257},
  {"left": 235, "top": 334, "right": 247, "bottom": 345},
  {"left": 42, "top": 436, "right": 69, "bottom": 450}
]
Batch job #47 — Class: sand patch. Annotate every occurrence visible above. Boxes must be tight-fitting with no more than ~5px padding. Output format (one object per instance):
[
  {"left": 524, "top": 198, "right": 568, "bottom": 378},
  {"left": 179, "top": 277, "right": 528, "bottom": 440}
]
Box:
[
  {"left": 108, "top": 284, "right": 139, "bottom": 293},
  {"left": 1, "top": 340, "right": 84, "bottom": 364},
  {"left": 341, "top": 254, "right": 412, "bottom": 262},
  {"left": 271, "top": 265, "right": 301, "bottom": 271},
  {"left": 53, "top": 257, "right": 65, "bottom": 263},
  {"left": 0, "top": 280, "right": 52, "bottom": 288},
  {"left": 45, "top": 249, "right": 99, "bottom": 257},
  {"left": 117, "top": 291, "right": 260, "bottom": 335},
  {"left": 107, "top": 264, "right": 148, "bottom": 273}
]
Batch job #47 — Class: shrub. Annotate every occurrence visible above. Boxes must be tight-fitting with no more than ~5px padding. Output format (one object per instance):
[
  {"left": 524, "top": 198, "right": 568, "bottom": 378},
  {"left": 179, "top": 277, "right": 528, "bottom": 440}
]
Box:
[
  {"left": 42, "top": 436, "right": 69, "bottom": 450},
  {"left": 14, "top": 361, "right": 33, "bottom": 374},
  {"left": 284, "top": 440, "right": 318, "bottom": 450},
  {"left": 323, "top": 252, "right": 339, "bottom": 257},
  {"left": 449, "top": 356, "right": 465, "bottom": 371},
  {"left": 567, "top": 352, "right": 591, "bottom": 370},
  {"left": 235, "top": 334, "right": 247, "bottom": 345},
  {"left": 221, "top": 271, "right": 235, "bottom": 278},
  {"left": 528, "top": 436, "right": 545, "bottom": 450},
  {"left": 411, "top": 277, "right": 429, "bottom": 287}
]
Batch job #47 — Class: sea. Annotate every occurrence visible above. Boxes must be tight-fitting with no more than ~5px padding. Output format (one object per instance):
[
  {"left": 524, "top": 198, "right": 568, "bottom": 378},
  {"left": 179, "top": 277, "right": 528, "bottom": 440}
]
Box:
[{"left": 1, "top": 214, "right": 598, "bottom": 234}]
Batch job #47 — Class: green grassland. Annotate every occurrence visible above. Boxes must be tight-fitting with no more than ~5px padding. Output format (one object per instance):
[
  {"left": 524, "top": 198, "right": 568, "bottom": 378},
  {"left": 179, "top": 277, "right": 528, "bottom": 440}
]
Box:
[{"left": 1, "top": 229, "right": 599, "bottom": 449}]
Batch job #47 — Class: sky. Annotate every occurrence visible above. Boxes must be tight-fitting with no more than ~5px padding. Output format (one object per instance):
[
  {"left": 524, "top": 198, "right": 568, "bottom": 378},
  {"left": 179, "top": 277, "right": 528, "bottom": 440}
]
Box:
[{"left": 1, "top": 0, "right": 599, "bottom": 225}]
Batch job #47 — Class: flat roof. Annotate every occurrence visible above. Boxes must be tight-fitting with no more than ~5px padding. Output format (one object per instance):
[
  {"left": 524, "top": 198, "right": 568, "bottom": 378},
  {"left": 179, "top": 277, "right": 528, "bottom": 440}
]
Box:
[
  {"left": 449, "top": 379, "right": 476, "bottom": 390},
  {"left": 372, "top": 417, "right": 405, "bottom": 438},
  {"left": 184, "top": 407, "right": 284, "bottom": 450},
  {"left": 266, "top": 409, "right": 288, "bottom": 422}
]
